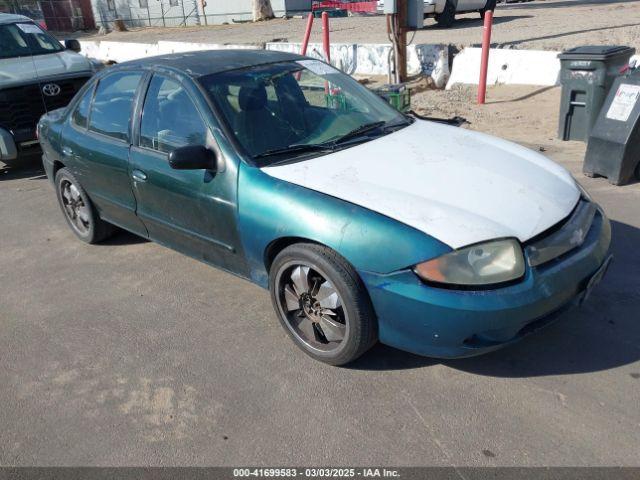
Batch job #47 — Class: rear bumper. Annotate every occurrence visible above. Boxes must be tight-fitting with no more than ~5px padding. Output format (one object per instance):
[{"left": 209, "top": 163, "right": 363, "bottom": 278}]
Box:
[
  {"left": 42, "top": 152, "right": 55, "bottom": 183},
  {"left": 360, "top": 209, "right": 612, "bottom": 358}
]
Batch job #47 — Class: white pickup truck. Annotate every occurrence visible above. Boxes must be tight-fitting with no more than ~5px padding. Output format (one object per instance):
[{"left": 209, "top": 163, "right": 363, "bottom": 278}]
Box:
[
  {"left": 378, "top": 0, "right": 497, "bottom": 27},
  {"left": 0, "top": 13, "right": 101, "bottom": 166}
]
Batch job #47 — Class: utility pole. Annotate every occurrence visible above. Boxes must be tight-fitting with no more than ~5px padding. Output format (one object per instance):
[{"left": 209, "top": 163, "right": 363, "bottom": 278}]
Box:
[
  {"left": 396, "top": 0, "right": 408, "bottom": 83},
  {"left": 386, "top": 0, "right": 408, "bottom": 84}
]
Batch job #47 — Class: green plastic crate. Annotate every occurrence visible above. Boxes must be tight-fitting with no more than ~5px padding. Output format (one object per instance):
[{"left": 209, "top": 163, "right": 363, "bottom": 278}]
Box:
[{"left": 374, "top": 85, "right": 411, "bottom": 113}]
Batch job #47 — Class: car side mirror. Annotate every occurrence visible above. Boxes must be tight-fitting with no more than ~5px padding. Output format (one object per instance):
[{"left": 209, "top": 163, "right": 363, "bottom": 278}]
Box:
[
  {"left": 168, "top": 145, "right": 217, "bottom": 171},
  {"left": 64, "top": 39, "right": 81, "bottom": 53}
]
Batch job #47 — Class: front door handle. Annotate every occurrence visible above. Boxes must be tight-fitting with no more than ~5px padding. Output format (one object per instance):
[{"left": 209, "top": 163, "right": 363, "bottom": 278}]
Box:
[{"left": 131, "top": 169, "right": 147, "bottom": 182}]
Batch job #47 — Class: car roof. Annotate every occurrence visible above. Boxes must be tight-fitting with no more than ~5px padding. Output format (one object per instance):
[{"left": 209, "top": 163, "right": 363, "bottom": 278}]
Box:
[
  {"left": 0, "top": 13, "right": 32, "bottom": 25},
  {"left": 118, "top": 49, "right": 306, "bottom": 77}
]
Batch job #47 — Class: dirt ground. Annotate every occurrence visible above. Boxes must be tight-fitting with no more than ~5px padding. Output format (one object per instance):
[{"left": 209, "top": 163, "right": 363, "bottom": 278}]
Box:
[{"left": 75, "top": 0, "right": 640, "bottom": 51}]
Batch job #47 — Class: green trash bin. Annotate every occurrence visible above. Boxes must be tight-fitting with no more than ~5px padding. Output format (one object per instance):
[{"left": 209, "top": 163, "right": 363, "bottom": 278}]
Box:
[{"left": 558, "top": 46, "right": 635, "bottom": 141}]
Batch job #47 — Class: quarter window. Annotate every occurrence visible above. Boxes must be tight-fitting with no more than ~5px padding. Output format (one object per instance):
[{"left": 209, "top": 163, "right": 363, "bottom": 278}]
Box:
[
  {"left": 140, "top": 75, "right": 208, "bottom": 154},
  {"left": 88, "top": 71, "right": 142, "bottom": 142},
  {"left": 71, "top": 84, "right": 94, "bottom": 129}
]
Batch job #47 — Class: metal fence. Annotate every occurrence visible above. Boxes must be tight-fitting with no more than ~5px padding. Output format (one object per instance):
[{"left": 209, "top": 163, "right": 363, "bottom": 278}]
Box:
[{"left": 92, "top": 0, "right": 201, "bottom": 28}]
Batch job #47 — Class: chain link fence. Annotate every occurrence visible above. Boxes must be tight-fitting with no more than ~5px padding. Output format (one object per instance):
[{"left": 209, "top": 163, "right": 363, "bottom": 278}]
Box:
[{"left": 93, "top": 0, "right": 201, "bottom": 28}]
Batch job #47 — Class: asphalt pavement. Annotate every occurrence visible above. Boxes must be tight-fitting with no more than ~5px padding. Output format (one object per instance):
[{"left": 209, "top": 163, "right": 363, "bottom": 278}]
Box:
[{"left": 0, "top": 154, "right": 639, "bottom": 466}]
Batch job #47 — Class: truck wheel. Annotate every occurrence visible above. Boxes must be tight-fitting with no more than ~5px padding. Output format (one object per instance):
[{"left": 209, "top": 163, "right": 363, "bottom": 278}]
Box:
[
  {"left": 55, "top": 167, "right": 116, "bottom": 244},
  {"left": 269, "top": 243, "right": 377, "bottom": 366},
  {"left": 480, "top": 0, "right": 497, "bottom": 19},
  {"left": 435, "top": 0, "right": 457, "bottom": 28}
]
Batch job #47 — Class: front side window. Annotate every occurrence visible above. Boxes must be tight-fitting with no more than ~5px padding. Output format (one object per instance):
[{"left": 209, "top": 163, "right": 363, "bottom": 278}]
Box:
[
  {"left": 140, "top": 75, "right": 208, "bottom": 154},
  {"left": 71, "top": 85, "right": 94, "bottom": 129},
  {"left": 199, "top": 59, "right": 408, "bottom": 165},
  {"left": 0, "top": 22, "right": 64, "bottom": 59},
  {"left": 88, "top": 71, "right": 142, "bottom": 142}
]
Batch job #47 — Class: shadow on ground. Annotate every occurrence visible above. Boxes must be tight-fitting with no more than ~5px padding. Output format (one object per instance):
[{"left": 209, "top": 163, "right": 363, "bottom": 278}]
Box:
[
  {"left": 1, "top": 156, "right": 45, "bottom": 181},
  {"left": 497, "top": 21, "right": 640, "bottom": 48},
  {"left": 351, "top": 220, "right": 640, "bottom": 377},
  {"left": 501, "top": 0, "right": 639, "bottom": 10},
  {"left": 423, "top": 14, "right": 532, "bottom": 30}
]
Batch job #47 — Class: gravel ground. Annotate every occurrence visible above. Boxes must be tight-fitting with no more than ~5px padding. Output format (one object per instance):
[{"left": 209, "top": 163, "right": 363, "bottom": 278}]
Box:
[
  {"left": 1, "top": 84, "right": 639, "bottom": 466},
  {"left": 73, "top": 0, "right": 640, "bottom": 51}
]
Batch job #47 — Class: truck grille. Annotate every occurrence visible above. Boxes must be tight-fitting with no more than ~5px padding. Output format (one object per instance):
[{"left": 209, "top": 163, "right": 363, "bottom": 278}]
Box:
[{"left": 0, "top": 76, "right": 90, "bottom": 140}]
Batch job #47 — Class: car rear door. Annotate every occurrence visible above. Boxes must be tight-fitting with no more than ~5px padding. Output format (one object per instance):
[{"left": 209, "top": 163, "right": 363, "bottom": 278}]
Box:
[
  {"left": 62, "top": 69, "right": 147, "bottom": 236},
  {"left": 128, "top": 71, "right": 246, "bottom": 274}
]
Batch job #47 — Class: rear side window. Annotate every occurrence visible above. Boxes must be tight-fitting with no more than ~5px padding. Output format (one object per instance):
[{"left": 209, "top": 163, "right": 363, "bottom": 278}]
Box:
[
  {"left": 139, "top": 75, "right": 208, "bottom": 154},
  {"left": 88, "top": 71, "right": 142, "bottom": 142},
  {"left": 71, "top": 85, "right": 94, "bottom": 129}
]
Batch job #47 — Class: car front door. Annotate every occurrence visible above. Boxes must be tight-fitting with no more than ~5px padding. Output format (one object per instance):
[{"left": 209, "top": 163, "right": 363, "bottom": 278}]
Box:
[
  {"left": 62, "top": 70, "right": 147, "bottom": 236},
  {"left": 129, "top": 72, "right": 246, "bottom": 273}
]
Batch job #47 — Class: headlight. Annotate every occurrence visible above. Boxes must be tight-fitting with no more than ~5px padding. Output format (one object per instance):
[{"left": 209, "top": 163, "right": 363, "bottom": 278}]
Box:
[
  {"left": 575, "top": 181, "right": 592, "bottom": 201},
  {"left": 414, "top": 238, "right": 525, "bottom": 287}
]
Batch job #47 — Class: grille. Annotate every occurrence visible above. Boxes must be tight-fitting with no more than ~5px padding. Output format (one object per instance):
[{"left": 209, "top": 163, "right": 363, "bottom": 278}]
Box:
[
  {"left": 526, "top": 200, "right": 597, "bottom": 267},
  {"left": 0, "top": 76, "right": 90, "bottom": 139}
]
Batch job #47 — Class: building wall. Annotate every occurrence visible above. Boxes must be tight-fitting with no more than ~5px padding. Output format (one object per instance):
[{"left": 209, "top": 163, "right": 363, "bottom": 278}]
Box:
[{"left": 88, "top": 0, "right": 313, "bottom": 28}]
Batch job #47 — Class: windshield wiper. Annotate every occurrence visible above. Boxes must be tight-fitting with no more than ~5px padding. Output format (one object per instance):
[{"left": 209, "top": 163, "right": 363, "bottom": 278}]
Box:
[
  {"left": 254, "top": 143, "right": 335, "bottom": 159},
  {"left": 331, "top": 121, "right": 387, "bottom": 145}
]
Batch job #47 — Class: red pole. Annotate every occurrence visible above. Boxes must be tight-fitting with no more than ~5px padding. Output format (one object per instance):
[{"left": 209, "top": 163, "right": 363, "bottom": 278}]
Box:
[
  {"left": 301, "top": 12, "right": 314, "bottom": 56},
  {"left": 322, "top": 11, "right": 330, "bottom": 63},
  {"left": 477, "top": 10, "right": 493, "bottom": 105}
]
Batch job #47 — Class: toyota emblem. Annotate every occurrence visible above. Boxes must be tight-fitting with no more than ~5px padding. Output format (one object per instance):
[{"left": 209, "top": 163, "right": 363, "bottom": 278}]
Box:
[{"left": 42, "top": 83, "right": 61, "bottom": 97}]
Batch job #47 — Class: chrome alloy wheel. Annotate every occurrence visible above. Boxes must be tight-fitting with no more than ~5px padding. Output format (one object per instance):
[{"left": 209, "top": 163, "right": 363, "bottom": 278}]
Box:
[
  {"left": 276, "top": 263, "right": 348, "bottom": 353},
  {"left": 60, "top": 179, "right": 91, "bottom": 235}
]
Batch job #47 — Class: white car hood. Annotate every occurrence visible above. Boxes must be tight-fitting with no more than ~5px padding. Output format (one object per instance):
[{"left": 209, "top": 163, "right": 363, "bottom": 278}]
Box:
[
  {"left": 0, "top": 50, "right": 92, "bottom": 89},
  {"left": 262, "top": 120, "right": 580, "bottom": 249}
]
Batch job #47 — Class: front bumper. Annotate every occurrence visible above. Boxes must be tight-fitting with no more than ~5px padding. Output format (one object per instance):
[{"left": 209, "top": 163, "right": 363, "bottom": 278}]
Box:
[
  {"left": 360, "top": 208, "right": 612, "bottom": 358},
  {"left": 0, "top": 127, "right": 18, "bottom": 162}
]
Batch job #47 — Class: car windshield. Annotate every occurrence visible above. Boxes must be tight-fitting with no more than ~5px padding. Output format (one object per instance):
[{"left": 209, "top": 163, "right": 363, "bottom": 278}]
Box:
[
  {"left": 199, "top": 60, "right": 409, "bottom": 165},
  {"left": 0, "top": 22, "right": 64, "bottom": 59}
]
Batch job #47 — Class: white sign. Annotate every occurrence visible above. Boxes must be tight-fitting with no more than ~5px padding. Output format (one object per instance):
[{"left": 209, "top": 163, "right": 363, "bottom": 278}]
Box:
[
  {"left": 606, "top": 83, "right": 640, "bottom": 122},
  {"left": 16, "top": 23, "right": 44, "bottom": 34},
  {"left": 297, "top": 59, "right": 338, "bottom": 76}
]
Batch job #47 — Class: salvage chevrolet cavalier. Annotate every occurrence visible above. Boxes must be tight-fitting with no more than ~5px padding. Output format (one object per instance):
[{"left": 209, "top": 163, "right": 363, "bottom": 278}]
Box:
[{"left": 39, "top": 50, "right": 612, "bottom": 365}]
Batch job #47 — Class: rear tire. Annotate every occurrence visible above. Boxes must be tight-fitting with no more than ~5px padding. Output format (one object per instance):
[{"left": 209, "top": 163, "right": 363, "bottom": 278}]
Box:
[
  {"left": 269, "top": 243, "right": 377, "bottom": 366},
  {"left": 55, "top": 167, "right": 116, "bottom": 244},
  {"left": 435, "top": 0, "right": 457, "bottom": 27},
  {"left": 480, "top": 0, "right": 497, "bottom": 19}
]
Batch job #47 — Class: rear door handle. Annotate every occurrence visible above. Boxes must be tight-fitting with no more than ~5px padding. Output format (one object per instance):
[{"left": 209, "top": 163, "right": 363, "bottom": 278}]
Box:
[
  {"left": 62, "top": 146, "right": 73, "bottom": 156},
  {"left": 131, "top": 169, "right": 147, "bottom": 182}
]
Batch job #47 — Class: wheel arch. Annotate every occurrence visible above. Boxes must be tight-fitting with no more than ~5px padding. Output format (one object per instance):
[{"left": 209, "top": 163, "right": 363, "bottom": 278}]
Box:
[
  {"left": 264, "top": 236, "right": 323, "bottom": 274},
  {"left": 52, "top": 159, "right": 66, "bottom": 178}
]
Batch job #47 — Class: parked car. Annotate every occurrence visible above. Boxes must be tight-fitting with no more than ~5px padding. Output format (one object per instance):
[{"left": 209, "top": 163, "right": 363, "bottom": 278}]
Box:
[
  {"left": 377, "top": 0, "right": 497, "bottom": 27},
  {"left": 0, "top": 13, "right": 100, "bottom": 167},
  {"left": 38, "top": 50, "right": 612, "bottom": 365}
]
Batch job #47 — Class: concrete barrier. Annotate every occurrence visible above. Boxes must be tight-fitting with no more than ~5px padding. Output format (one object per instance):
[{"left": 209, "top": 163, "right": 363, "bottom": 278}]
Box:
[
  {"left": 446, "top": 47, "right": 561, "bottom": 89},
  {"left": 78, "top": 39, "right": 566, "bottom": 91},
  {"left": 158, "top": 41, "right": 262, "bottom": 54},
  {"left": 267, "top": 42, "right": 450, "bottom": 87},
  {"left": 79, "top": 39, "right": 449, "bottom": 87}
]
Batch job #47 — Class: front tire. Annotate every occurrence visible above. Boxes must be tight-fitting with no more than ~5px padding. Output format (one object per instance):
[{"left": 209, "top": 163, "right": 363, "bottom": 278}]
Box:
[
  {"left": 435, "top": 0, "right": 457, "bottom": 27},
  {"left": 269, "top": 243, "right": 377, "bottom": 366},
  {"left": 55, "top": 167, "right": 116, "bottom": 244},
  {"left": 480, "top": 0, "right": 497, "bottom": 19}
]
